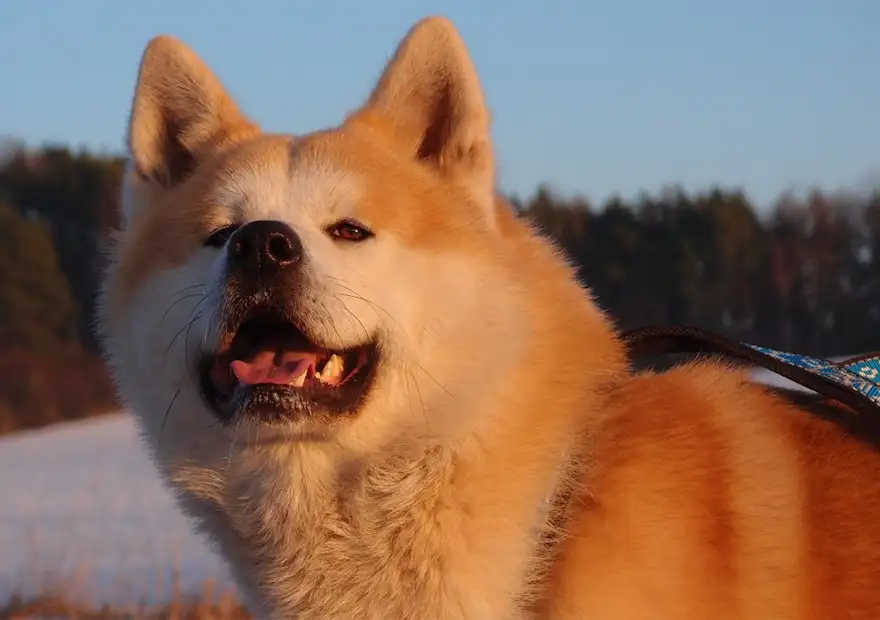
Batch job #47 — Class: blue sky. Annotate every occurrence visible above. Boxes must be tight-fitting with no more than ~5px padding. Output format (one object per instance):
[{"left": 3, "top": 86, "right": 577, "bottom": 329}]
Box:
[{"left": 0, "top": 0, "right": 876, "bottom": 208}]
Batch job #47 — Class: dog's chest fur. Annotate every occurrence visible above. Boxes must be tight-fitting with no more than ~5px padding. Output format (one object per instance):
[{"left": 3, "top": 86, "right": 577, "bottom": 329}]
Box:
[{"left": 185, "top": 445, "right": 546, "bottom": 620}]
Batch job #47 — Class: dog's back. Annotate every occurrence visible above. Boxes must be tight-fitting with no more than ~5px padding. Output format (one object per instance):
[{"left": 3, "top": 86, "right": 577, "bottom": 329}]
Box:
[{"left": 541, "top": 362, "right": 880, "bottom": 619}]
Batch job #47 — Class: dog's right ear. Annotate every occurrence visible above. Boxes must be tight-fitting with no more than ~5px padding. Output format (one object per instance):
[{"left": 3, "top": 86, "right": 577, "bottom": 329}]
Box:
[{"left": 126, "top": 36, "right": 258, "bottom": 193}]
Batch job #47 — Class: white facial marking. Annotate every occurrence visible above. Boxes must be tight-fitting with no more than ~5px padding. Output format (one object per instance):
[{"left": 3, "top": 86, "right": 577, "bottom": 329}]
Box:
[{"left": 107, "top": 140, "right": 518, "bottom": 464}]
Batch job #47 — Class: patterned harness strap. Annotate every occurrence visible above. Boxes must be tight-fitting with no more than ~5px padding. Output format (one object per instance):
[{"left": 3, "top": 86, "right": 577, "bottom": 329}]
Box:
[{"left": 621, "top": 324, "right": 880, "bottom": 418}]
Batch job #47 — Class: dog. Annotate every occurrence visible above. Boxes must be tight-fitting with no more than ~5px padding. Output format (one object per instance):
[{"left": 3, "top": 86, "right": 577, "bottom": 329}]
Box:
[{"left": 97, "top": 16, "right": 880, "bottom": 619}]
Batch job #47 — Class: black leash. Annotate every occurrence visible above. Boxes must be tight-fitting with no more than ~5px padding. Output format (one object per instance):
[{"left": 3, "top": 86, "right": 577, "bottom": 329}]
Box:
[{"left": 621, "top": 324, "right": 880, "bottom": 418}]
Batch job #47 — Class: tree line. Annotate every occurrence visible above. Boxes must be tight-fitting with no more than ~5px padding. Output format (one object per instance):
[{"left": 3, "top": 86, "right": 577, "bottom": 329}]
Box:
[{"left": 0, "top": 140, "right": 878, "bottom": 433}]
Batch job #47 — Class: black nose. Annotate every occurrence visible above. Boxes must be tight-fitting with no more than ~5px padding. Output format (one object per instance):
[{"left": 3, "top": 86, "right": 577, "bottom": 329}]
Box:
[{"left": 227, "top": 220, "right": 302, "bottom": 272}]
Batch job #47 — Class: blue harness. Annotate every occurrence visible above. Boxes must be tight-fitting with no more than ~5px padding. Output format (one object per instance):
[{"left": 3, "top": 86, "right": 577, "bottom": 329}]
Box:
[
  {"left": 746, "top": 344, "right": 880, "bottom": 409},
  {"left": 622, "top": 325, "right": 880, "bottom": 418}
]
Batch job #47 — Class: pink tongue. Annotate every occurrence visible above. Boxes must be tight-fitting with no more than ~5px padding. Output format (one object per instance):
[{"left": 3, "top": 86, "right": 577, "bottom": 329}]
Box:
[{"left": 230, "top": 350, "right": 317, "bottom": 386}]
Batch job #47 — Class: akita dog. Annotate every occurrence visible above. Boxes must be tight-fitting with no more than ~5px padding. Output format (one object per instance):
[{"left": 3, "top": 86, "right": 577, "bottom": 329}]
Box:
[{"left": 97, "top": 16, "right": 880, "bottom": 620}]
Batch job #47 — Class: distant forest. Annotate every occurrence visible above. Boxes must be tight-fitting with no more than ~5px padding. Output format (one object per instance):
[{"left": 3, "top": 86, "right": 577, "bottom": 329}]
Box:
[{"left": 1, "top": 140, "right": 878, "bottom": 433}]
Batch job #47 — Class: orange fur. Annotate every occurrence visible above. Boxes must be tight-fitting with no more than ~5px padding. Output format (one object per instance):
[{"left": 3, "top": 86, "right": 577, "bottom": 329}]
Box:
[
  {"left": 98, "top": 16, "right": 880, "bottom": 620},
  {"left": 540, "top": 364, "right": 880, "bottom": 619}
]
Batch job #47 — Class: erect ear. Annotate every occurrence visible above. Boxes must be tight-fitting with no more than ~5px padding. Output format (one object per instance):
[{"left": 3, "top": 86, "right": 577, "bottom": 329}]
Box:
[
  {"left": 350, "top": 17, "right": 497, "bottom": 217},
  {"left": 127, "top": 35, "right": 258, "bottom": 190}
]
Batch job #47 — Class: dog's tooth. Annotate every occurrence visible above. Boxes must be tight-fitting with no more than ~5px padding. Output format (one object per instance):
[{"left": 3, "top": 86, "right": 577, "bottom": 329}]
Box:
[
  {"left": 290, "top": 371, "right": 307, "bottom": 388},
  {"left": 323, "top": 354, "right": 345, "bottom": 381}
]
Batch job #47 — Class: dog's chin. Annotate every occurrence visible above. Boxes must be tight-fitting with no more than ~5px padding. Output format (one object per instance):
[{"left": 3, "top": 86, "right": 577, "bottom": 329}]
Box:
[{"left": 197, "top": 304, "right": 378, "bottom": 428}]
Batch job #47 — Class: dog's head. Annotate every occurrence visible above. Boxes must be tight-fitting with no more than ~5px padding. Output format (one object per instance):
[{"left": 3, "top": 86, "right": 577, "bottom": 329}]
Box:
[{"left": 98, "top": 18, "right": 556, "bottom": 465}]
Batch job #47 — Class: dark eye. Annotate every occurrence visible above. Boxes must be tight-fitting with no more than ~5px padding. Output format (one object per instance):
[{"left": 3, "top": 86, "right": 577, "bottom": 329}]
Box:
[
  {"left": 327, "top": 219, "right": 373, "bottom": 243},
  {"left": 204, "top": 225, "right": 239, "bottom": 248}
]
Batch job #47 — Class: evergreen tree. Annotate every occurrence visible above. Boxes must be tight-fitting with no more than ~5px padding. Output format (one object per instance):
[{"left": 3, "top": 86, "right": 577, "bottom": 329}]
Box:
[{"left": 0, "top": 202, "right": 77, "bottom": 353}]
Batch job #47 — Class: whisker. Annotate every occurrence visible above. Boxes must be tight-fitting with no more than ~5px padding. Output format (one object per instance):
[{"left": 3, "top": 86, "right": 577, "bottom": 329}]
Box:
[
  {"left": 157, "top": 387, "right": 182, "bottom": 450},
  {"left": 184, "top": 306, "right": 208, "bottom": 388},
  {"left": 329, "top": 278, "right": 408, "bottom": 336},
  {"left": 161, "top": 292, "right": 206, "bottom": 326},
  {"left": 166, "top": 283, "right": 206, "bottom": 302},
  {"left": 226, "top": 417, "right": 243, "bottom": 469},
  {"left": 333, "top": 295, "right": 371, "bottom": 343},
  {"left": 318, "top": 299, "right": 347, "bottom": 347},
  {"left": 200, "top": 306, "right": 215, "bottom": 355},
  {"left": 407, "top": 362, "right": 431, "bottom": 435},
  {"left": 162, "top": 295, "right": 208, "bottom": 364},
  {"left": 329, "top": 281, "right": 456, "bottom": 402}
]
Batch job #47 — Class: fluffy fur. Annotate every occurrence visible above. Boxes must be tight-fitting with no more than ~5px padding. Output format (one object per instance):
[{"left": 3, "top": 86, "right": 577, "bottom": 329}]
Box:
[{"left": 98, "top": 16, "right": 880, "bottom": 620}]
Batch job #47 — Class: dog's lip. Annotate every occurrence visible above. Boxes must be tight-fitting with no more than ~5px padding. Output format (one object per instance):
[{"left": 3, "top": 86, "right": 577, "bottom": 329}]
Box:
[
  {"left": 208, "top": 343, "right": 372, "bottom": 398},
  {"left": 197, "top": 306, "right": 379, "bottom": 422},
  {"left": 198, "top": 348, "right": 379, "bottom": 424}
]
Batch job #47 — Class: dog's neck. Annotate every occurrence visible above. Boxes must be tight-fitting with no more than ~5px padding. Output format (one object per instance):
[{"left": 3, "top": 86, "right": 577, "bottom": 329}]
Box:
[{"left": 178, "top": 398, "right": 598, "bottom": 620}]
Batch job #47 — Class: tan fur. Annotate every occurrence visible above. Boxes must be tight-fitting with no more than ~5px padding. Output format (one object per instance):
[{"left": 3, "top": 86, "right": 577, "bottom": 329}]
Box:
[{"left": 98, "top": 16, "right": 880, "bottom": 620}]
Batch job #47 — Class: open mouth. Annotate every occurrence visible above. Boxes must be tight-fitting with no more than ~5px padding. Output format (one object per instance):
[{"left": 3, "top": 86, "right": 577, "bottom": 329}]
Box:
[{"left": 199, "top": 304, "right": 377, "bottom": 423}]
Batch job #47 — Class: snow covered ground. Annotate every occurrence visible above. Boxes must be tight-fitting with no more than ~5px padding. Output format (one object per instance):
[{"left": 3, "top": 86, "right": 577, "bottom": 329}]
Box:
[
  {"left": 0, "top": 364, "right": 819, "bottom": 605},
  {"left": 0, "top": 414, "right": 236, "bottom": 605}
]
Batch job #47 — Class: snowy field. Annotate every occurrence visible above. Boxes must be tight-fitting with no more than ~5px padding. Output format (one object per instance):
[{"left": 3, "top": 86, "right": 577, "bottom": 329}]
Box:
[
  {"left": 0, "top": 414, "right": 236, "bottom": 605},
  {"left": 0, "top": 365, "right": 817, "bottom": 605}
]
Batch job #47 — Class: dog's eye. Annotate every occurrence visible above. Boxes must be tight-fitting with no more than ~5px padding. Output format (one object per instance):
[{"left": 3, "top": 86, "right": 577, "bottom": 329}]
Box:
[
  {"left": 204, "top": 225, "right": 239, "bottom": 248},
  {"left": 327, "top": 220, "right": 373, "bottom": 243}
]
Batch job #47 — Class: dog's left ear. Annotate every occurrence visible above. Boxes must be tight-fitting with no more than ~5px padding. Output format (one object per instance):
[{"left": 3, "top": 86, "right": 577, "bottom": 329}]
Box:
[{"left": 349, "top": 17, "right": 497, "bottom": 221}]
